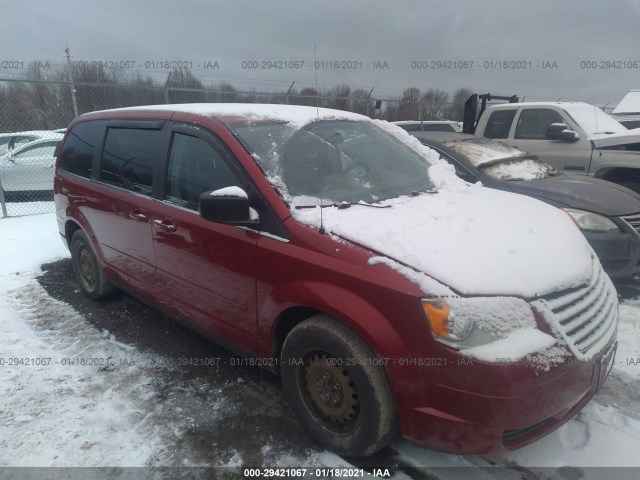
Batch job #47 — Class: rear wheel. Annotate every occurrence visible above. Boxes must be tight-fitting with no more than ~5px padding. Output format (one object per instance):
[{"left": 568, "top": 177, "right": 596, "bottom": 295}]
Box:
[
  {"left": 280, "top": 315, "right": 398, "bottom": 456},
  {"left": 70, "top": 230, "right": 114, "bottom": 300}
]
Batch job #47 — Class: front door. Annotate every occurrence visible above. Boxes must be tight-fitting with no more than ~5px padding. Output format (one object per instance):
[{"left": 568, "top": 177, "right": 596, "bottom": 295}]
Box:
[{"left": 149, "top": 126, "right": 259, "bottom": 353}]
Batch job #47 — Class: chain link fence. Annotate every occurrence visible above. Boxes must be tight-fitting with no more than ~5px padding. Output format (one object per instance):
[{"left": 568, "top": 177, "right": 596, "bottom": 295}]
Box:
[{"left": 0, "top": 77, "right": 467, "bottom": 218}]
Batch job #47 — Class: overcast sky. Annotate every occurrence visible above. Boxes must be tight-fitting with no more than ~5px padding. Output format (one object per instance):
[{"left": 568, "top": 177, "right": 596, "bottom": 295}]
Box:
[{"left": 2, "top": 0, "right": 639, "bottom": 106}]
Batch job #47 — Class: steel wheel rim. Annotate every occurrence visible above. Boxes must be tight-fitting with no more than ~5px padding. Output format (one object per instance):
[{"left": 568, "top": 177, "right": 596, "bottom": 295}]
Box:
[
  {"left": 78, "top": 245, "right": 96, "bottom": 290},
  {"left": 301, "top": 351, "right": 360, "bottom": 430}
]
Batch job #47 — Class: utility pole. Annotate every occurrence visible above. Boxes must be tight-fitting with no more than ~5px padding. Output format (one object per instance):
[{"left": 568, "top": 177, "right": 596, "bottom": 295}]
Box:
[
  {"left": 285, "top": 81, "right": 295, "bottom": 104},
  {"left": 365, "top": 87, "right": 374, "bottom": 117},
  {"left": 64, "top": 47, "right": 79, "bottom": 117},
  {"left": 164, "top": 71, "right": 172, "bottom": 104}
]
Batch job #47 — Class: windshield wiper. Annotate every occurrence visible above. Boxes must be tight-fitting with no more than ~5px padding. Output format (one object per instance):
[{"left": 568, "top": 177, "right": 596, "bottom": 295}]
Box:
[
  {"left": 409, "top": 189, "right": 437, "bottom": 196},
  {"left": 295, "top": 201, "right": 391, "bottom": 210}
]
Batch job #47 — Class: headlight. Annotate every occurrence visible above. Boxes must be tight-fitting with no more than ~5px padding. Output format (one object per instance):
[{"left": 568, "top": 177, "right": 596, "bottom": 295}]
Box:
[
  {"left": 562, "top": 208, "right": 621, "bottom": 233},
  {"left": 421, "top": 297, "right": 537, "bottom": 349}
]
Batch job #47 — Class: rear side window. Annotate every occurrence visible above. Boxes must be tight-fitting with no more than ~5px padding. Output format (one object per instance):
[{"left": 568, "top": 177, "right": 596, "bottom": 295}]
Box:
[
  {"left": 100, "top": 128, "right": 161, "bottom": 195},
  {"left": 484, "top": 110, "right": 517, "bottom": 139},
  {"left": 60, "top": 122, "right": 104, "bottom": 178}
]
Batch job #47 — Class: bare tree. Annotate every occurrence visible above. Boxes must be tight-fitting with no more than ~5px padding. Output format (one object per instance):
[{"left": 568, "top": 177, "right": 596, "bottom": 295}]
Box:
[
  {"left": 326, "top": 84, "right": 351, "bottom": 111},
  {"left": 421, "top": 88, "right": 449, "bottom": 120},
  {"left": 349, "top": 89, "right": 373, "bottom": 116},
  {"left": 443, "top": 87, "right": 474, "bottom": 121},
  {"left": 399, "top": 87, "right": 421, "bottom": 120}
]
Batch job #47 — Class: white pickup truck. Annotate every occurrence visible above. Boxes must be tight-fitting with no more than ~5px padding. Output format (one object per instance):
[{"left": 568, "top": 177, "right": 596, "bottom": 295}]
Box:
[{"left": 467, "top": 97, "right": 640, "bottom": 193}]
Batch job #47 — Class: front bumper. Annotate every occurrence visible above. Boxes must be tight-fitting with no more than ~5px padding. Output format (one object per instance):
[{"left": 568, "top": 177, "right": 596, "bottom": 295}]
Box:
[{"left": 400, "top": 339, "right": 617, "bottom": 455}]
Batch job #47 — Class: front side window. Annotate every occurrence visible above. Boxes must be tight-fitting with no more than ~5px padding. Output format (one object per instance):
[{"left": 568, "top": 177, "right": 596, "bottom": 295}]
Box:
[
  {"left": 484, "top": 110, "right": 517, "bottom": 139},
  {"left": 100, "top": 128, "right": 161, "bottom": 195},
  {"left": 165, "top": 132, "right": 242, "bottom": 210},
  {"left": 514, "top": 109, "right": 564, "bottom": 139}
]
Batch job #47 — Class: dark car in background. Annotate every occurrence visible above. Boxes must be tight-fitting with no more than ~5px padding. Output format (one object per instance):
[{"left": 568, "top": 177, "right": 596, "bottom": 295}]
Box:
[{"left": 411, "top": 131, "right": 640, "bottom": 279}]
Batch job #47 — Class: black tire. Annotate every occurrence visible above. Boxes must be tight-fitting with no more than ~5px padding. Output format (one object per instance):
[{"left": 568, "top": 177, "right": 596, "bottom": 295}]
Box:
[
  {"left": 70, "top": 230, "right": 115, "bottom": 300},
  {"left": 281, "top": 315, "right": 398, "bottom": 456}
]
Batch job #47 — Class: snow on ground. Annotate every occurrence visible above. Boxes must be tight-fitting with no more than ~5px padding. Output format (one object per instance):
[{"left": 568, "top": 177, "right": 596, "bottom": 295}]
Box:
[
  {"left": 0, "top": 213, "right": 165, "bottom": 466},
  {"left": 1, "top": 212, "right": 640, "bottom": 476}
]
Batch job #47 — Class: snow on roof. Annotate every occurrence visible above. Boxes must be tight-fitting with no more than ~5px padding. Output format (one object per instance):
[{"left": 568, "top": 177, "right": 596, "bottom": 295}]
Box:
[
  {"left": 613, "top": 90, "right": 640, "bottom": 114},
  {"left": 98, "top": 103, "right": 367, "bottom": 128}
]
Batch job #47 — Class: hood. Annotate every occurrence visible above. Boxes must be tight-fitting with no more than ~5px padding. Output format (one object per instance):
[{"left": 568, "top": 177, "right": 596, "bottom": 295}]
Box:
[
  {"left": 592, "top": 130, "right": 640, "bottom": 148},
  {"left": 292, "top": 185, "right": 594, "bottom": 298},
  {"left": 506, "top": 175, "right": 640, "bottom": 216}
]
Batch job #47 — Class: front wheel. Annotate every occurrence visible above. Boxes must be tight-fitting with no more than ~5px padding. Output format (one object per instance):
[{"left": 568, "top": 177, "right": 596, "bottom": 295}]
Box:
[{"left": 281, "top": 315, "right": 398, "bottom": 457}]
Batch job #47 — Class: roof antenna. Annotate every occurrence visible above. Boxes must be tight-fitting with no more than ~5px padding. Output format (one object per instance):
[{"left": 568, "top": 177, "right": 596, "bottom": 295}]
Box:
[{"left": 314, "top": 45, "right": 326, "bottom": 235}]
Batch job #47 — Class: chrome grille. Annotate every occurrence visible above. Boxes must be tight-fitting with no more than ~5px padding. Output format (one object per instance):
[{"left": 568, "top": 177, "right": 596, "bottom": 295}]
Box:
[
  {"left": 621, "top": 213, "right": 640, "bottom": 235},
  {"left": 532, "top": 259, "right": 618, "bottom": 359}
]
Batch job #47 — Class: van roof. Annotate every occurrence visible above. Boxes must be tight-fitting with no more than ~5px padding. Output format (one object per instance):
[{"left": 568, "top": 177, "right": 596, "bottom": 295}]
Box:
[{"left": 86, "top": 103, "right": 367, "bottom": 128}]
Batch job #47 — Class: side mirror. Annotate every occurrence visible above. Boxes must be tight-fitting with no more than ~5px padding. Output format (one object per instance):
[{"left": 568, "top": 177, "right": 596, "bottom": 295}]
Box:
[
  {"left": 546, "top": 123, "right": 580, "bottom": 142},
  {"left": 198, "top": 187, "right": 258, "bottom": 225}
]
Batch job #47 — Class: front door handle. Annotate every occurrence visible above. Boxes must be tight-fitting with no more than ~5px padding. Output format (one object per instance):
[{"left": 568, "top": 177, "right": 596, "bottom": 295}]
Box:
[
  {"left": 129, "top": 211, "right": 148, "bottom": 222},
  {"left": 153, "top": 219, "right": 177, "bottom": 233}
]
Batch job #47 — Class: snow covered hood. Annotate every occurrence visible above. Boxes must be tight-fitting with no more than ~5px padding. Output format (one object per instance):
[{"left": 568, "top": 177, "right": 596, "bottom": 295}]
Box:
[
  {"left": 560, "top": 103, "right": 640, "bottom": 147},
  {"left": 592, "top": 130, "right": 640, "bottom": 148},
  {"left": 293, "top": 184, "right": 594, "bottom": 298}
]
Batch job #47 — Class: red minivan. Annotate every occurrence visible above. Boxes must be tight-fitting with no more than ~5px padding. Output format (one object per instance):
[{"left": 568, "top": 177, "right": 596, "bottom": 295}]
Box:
[{"left": 54, "top": 104, "right": 618, "bottom": 456}]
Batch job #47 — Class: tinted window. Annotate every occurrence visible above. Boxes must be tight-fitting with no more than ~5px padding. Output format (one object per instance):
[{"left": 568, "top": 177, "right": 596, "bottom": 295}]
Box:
[
  {"left": 100, "top": 128, "right": 161, "bottom": 195},
  {"left": 515, "top": 109, "right": 565, "bottom": 139},
  {"left": 484, "top": 110, "right": 517, "bottom": 139},
  {"left": 166, "top": 132, "right": 242, "bottom": 210},
  {"left": 60, "top": 122, "right": 104, "bottom": 178}
]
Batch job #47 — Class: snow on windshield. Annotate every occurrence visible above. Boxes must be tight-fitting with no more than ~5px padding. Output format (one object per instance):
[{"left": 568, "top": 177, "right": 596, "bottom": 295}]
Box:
[
  {"left": 442, "top": 138, "right": 560, "bottom": 180},
  {"left": 481, "top": 158, "right": 559, "bottom": 181},
  {"left": 233, "top": 119, "right": 444, "bottom": 205},
  {"left": 443, "top": 139, "right": 524, "bottom": 167}
]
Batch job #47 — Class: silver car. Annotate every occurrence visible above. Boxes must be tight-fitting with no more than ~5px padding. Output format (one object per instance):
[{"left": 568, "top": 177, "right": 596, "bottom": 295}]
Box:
[{"left": 0, "top": 134, "right": 64, "bottom": 193}]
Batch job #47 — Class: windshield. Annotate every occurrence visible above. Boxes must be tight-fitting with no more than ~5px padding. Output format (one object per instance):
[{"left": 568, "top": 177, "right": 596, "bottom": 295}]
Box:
[
  {"left": 480, "top": 157, "right": 561, "bottom": 181},
  {"left": 230, "top": 120, "right": 434, "bottom": 205}
]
